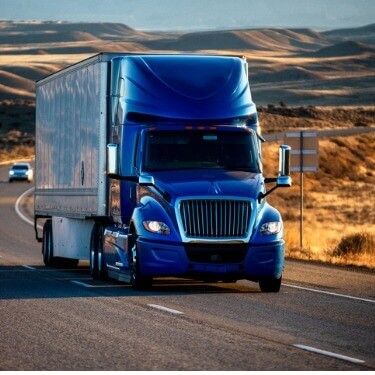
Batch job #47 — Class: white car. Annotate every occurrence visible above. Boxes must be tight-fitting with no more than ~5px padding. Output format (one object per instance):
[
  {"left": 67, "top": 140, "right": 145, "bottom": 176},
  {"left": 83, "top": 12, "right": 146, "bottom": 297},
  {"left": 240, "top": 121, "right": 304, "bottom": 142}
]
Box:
[{"left": 8, "top": 162, "right": 33, "bottom": 183}]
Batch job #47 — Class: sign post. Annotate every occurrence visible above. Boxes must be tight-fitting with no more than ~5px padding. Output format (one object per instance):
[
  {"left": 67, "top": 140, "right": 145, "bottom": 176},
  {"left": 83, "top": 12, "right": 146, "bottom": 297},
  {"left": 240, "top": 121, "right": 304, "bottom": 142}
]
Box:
[{"left": 284, "top": 131, "right": 319, "bottom": 252}]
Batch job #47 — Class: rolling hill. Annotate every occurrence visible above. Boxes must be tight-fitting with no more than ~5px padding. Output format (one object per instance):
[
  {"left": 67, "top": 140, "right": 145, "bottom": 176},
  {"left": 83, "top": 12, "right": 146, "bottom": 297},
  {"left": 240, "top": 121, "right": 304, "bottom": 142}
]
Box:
[{"left": 0, "top": 21, "right": 374, "bottom": 105}]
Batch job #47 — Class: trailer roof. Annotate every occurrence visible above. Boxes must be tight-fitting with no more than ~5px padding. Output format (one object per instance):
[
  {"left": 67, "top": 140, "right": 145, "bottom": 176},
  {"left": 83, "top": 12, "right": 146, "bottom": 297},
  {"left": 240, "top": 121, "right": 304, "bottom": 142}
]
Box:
[{"left": 36, "top": 52, "right": 246, "bottom": 86}]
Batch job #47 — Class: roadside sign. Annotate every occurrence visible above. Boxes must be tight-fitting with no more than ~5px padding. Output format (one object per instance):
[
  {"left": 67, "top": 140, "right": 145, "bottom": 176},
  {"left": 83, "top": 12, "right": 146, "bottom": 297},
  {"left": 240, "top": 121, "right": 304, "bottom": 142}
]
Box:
[
  {"left": 283, "top": 131, "right": 319, "bottom": 253},
  {"left": 284, "top": 132, "right": 319, "bottom": 172}
]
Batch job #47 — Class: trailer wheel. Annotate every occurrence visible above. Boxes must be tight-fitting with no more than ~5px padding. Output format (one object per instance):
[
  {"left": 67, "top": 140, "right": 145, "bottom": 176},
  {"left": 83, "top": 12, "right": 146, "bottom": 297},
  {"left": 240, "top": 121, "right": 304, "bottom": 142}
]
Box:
[
  {"left": 259, "top": 276, "right": 282, "bottom": 293},
  {"left": 90, "top": 224, "right": 108, "bottom": 281},
  {"left": 42, "top": 220, "right": 54, "bottom": 266},
  {"left": 128, "top": 236, "right": 152, "bottom": 290},
  {"left": 42, "top": 220, "right": 79, "bottom": 268}
]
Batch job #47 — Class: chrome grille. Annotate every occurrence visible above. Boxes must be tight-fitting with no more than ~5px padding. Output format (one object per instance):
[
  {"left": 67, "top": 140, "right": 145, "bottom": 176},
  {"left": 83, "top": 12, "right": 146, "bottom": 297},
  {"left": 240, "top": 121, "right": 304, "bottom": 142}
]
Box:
[{"left": 179, "top": 199, "right": 251, "bottom": 239}]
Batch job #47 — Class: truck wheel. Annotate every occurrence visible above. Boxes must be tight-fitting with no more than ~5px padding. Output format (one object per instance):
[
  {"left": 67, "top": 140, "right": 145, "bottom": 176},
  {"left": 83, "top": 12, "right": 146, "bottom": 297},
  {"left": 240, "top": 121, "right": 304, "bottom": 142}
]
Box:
[
  {"left": 42, "top": 219, "right": 55, "bottom": 266},
  {"left": 129, "top": 238, "right": 152, "bottom": 290},
  {"left": 259, "top": 276, "right": 282, "bottom": 293},
  {"left": 90, "top": 224, "right": 107, "bottom": 281},
  {"left": 42, "top": 220, "right": 79, "bottom": 268}
]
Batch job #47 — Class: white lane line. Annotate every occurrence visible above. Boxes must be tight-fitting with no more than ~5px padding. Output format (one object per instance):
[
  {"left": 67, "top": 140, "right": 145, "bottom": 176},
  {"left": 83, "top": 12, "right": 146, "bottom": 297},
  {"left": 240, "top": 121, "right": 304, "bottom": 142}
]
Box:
[
  {"left": 70, "top": 280, "right": 127, "bottom": 288},
  {"left": 283, "top": 283, "right": 375, "bottom": 304},
  {"left": 15, "top": 187, "right": 42, "bottom": 229},
  {"left": 22, "top": 265, "right": 36, "bottom": 270},
  {"left": 294, "top": 344, "right": 365, "bottom": 364},
  {"left": 147, "top": 304, "right": 184, "bottom": 315}
]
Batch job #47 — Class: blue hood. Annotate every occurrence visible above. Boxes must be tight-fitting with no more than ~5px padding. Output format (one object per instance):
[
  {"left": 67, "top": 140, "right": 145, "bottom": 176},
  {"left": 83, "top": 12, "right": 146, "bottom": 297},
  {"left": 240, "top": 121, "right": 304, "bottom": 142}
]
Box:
[{"left": 150, "top": 170, "right": 262, "bottom": 202}]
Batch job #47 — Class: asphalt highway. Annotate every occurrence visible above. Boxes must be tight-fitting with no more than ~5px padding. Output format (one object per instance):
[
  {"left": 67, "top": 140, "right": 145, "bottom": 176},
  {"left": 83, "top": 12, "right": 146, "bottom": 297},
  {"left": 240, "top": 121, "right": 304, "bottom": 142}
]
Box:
[{"left": 0, "top": 164, "right": 374, "bottom": 370}]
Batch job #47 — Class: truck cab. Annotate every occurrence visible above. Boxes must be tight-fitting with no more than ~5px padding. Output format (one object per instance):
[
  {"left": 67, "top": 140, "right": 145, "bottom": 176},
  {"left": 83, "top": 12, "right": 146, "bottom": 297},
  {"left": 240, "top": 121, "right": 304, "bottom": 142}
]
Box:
[{"left": 96, "top": 55, "right": 291, "bottom": 291}]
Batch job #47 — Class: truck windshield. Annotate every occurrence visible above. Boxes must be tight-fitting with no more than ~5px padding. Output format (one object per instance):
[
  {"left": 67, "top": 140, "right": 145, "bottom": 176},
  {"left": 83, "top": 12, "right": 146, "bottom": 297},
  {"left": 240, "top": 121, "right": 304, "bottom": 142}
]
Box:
[{"left": 143, "top": 130, "right": 260, "bottom": 172}]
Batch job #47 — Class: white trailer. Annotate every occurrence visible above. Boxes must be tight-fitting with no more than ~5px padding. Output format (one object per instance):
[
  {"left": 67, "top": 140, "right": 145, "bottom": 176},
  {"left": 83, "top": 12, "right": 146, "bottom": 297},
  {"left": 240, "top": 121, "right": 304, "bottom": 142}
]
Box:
[{"left": 35, "top": 54, "right": 110, "bottom": 263}]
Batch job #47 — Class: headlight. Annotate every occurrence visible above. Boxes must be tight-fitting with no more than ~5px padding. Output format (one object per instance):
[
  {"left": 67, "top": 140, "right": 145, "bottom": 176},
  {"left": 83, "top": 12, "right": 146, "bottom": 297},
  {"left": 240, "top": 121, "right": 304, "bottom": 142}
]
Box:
[
  {"left": 9, "top": 170, "right": 15, "bottom": 175},
  {"left": 143, "top": 221, "right": 170, "bottom": 235},
  {"left": 260, "top": 221, "right": 282, "bottom": 235}
]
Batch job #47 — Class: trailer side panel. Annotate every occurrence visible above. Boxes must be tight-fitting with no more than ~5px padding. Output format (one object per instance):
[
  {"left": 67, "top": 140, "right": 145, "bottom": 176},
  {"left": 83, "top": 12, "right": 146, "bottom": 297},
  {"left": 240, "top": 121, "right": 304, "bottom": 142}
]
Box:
[{"left": 35, "top": 61, "right": 108, "bottom": 218}]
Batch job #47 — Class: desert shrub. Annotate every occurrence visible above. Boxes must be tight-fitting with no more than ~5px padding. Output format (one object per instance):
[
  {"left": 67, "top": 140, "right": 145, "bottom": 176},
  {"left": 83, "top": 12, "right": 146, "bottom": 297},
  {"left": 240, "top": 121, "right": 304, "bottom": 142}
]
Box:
[{"left": 332, "top": 232, "right": 374, "bottom": 257}]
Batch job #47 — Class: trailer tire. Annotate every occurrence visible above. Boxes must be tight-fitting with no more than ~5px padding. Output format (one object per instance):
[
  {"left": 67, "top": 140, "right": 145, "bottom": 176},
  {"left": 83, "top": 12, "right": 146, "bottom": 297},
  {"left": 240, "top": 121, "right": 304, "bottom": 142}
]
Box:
[
  {"left": 259, "top": 276, "right": 282, "bottom": 293},
  {"left": 90, "top": 224, "right": 108, "bottom": 281},
  {"left": 42, "top": 219, "right": 57, "bottom": 267},
  {"left": 42, "top": 219, "right": 79, "bottom": 268},
  {"left": 129, "top": 236, "right": 152, "bottom": 290}
]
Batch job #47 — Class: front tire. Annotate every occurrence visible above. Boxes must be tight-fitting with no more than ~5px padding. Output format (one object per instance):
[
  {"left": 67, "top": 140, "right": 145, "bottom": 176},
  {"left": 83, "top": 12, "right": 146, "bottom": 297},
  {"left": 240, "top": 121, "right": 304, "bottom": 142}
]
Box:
[
  {"left": 259, "top": 276, "right": 282, "bottom": 293},
  {"left": 90, "top": 223, "right": 108, "bottom": 281},
  {"left": 128, "top": 236, "right": 152, "bottom": 290}
]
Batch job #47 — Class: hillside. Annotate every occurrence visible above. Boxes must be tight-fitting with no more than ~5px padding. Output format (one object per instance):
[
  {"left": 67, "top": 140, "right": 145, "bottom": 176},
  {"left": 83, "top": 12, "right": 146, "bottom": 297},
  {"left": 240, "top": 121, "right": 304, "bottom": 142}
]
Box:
[
  {"left": 323, "top": 23, "right": 375, "bottom": 44},
  {"left": 262, "top": 131, "right": 375, "bottom": 267},
  {"left": 0, "top": 21, "right": 374, "bottom": 106},
  {"left": 310, "top": 41, "right": 375, "bottom": 57}
]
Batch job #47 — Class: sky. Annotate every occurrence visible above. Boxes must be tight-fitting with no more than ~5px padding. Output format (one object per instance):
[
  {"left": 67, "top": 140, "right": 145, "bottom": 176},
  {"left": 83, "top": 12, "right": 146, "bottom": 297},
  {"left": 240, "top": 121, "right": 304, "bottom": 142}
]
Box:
[{"left": 0, "top": 0, "right": 374, "bottom": 31}]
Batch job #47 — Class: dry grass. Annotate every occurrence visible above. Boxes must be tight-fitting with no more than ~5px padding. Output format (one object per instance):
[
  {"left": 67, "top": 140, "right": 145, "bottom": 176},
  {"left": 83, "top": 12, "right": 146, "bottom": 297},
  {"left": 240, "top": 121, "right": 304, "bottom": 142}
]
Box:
[
  {"left": 332, "top": 232, "right": 374, "bottom": 257},
  {"left": 0, "top": 99, "right": 35, "bottom": 162},
  {"left": 0, "top": 144, "right": 34, "bottom": 163},
  {"left": 263, "top": 132, "right": 375, "bottom": 268}
]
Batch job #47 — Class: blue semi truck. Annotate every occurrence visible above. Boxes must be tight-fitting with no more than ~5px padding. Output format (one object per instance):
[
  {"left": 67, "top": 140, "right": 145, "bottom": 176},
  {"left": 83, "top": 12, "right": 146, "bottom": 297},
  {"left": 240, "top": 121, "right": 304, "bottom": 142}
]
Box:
[{"left": 35, "top": 53, "right": 291, "bottom": 292}]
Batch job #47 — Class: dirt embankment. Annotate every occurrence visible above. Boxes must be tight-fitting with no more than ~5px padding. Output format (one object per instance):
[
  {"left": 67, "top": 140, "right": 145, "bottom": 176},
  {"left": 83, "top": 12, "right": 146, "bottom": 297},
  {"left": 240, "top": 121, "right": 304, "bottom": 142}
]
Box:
[{"left": 258, "top": 105, "right": 375, "bottom": 133}]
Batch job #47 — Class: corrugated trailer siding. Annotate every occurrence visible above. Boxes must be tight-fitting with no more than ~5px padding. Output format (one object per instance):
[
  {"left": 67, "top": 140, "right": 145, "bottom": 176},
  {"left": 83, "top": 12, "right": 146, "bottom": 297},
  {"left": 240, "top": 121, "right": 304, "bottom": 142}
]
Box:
[{"left": 35, "top": 61, "right": 107, "bottom": 218}]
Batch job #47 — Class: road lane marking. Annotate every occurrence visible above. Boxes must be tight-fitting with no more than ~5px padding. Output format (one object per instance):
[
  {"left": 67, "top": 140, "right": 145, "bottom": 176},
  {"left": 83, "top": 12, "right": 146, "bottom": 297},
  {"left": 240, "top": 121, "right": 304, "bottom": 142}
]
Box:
[
  {"left": 283, "top": 283, "right": 375, "bottom": 304},
  {"left": 147, "top": 304, "right": 184, "bottom": 315},
  {"left": 15, "top": 187, "right": 43, "bottom": 229},
  {"left": 293, "top": 344, "right": 365, "bottom": 364},
  {"left": 70, "top": 280, "right": 127, "bottom": 288},
  {"left": 21, "top": 265, "right": 36, "bottom": 270}
]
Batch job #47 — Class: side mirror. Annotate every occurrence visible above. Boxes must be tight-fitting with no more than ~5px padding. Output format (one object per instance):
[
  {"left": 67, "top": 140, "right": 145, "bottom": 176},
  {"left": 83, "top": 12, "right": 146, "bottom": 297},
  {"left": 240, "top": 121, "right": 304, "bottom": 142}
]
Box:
[
  {"left": 139, "top": 175, "right": 155, "bottom": 186},
  {"left": 277, "top": 145, "right": 292, "bottom": 187},
  {"left": 259, "top": 145, "right": 291, "bottom": 202},
  {"left": 107, "top": 143, "right": 119, "bottom": 177}
]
